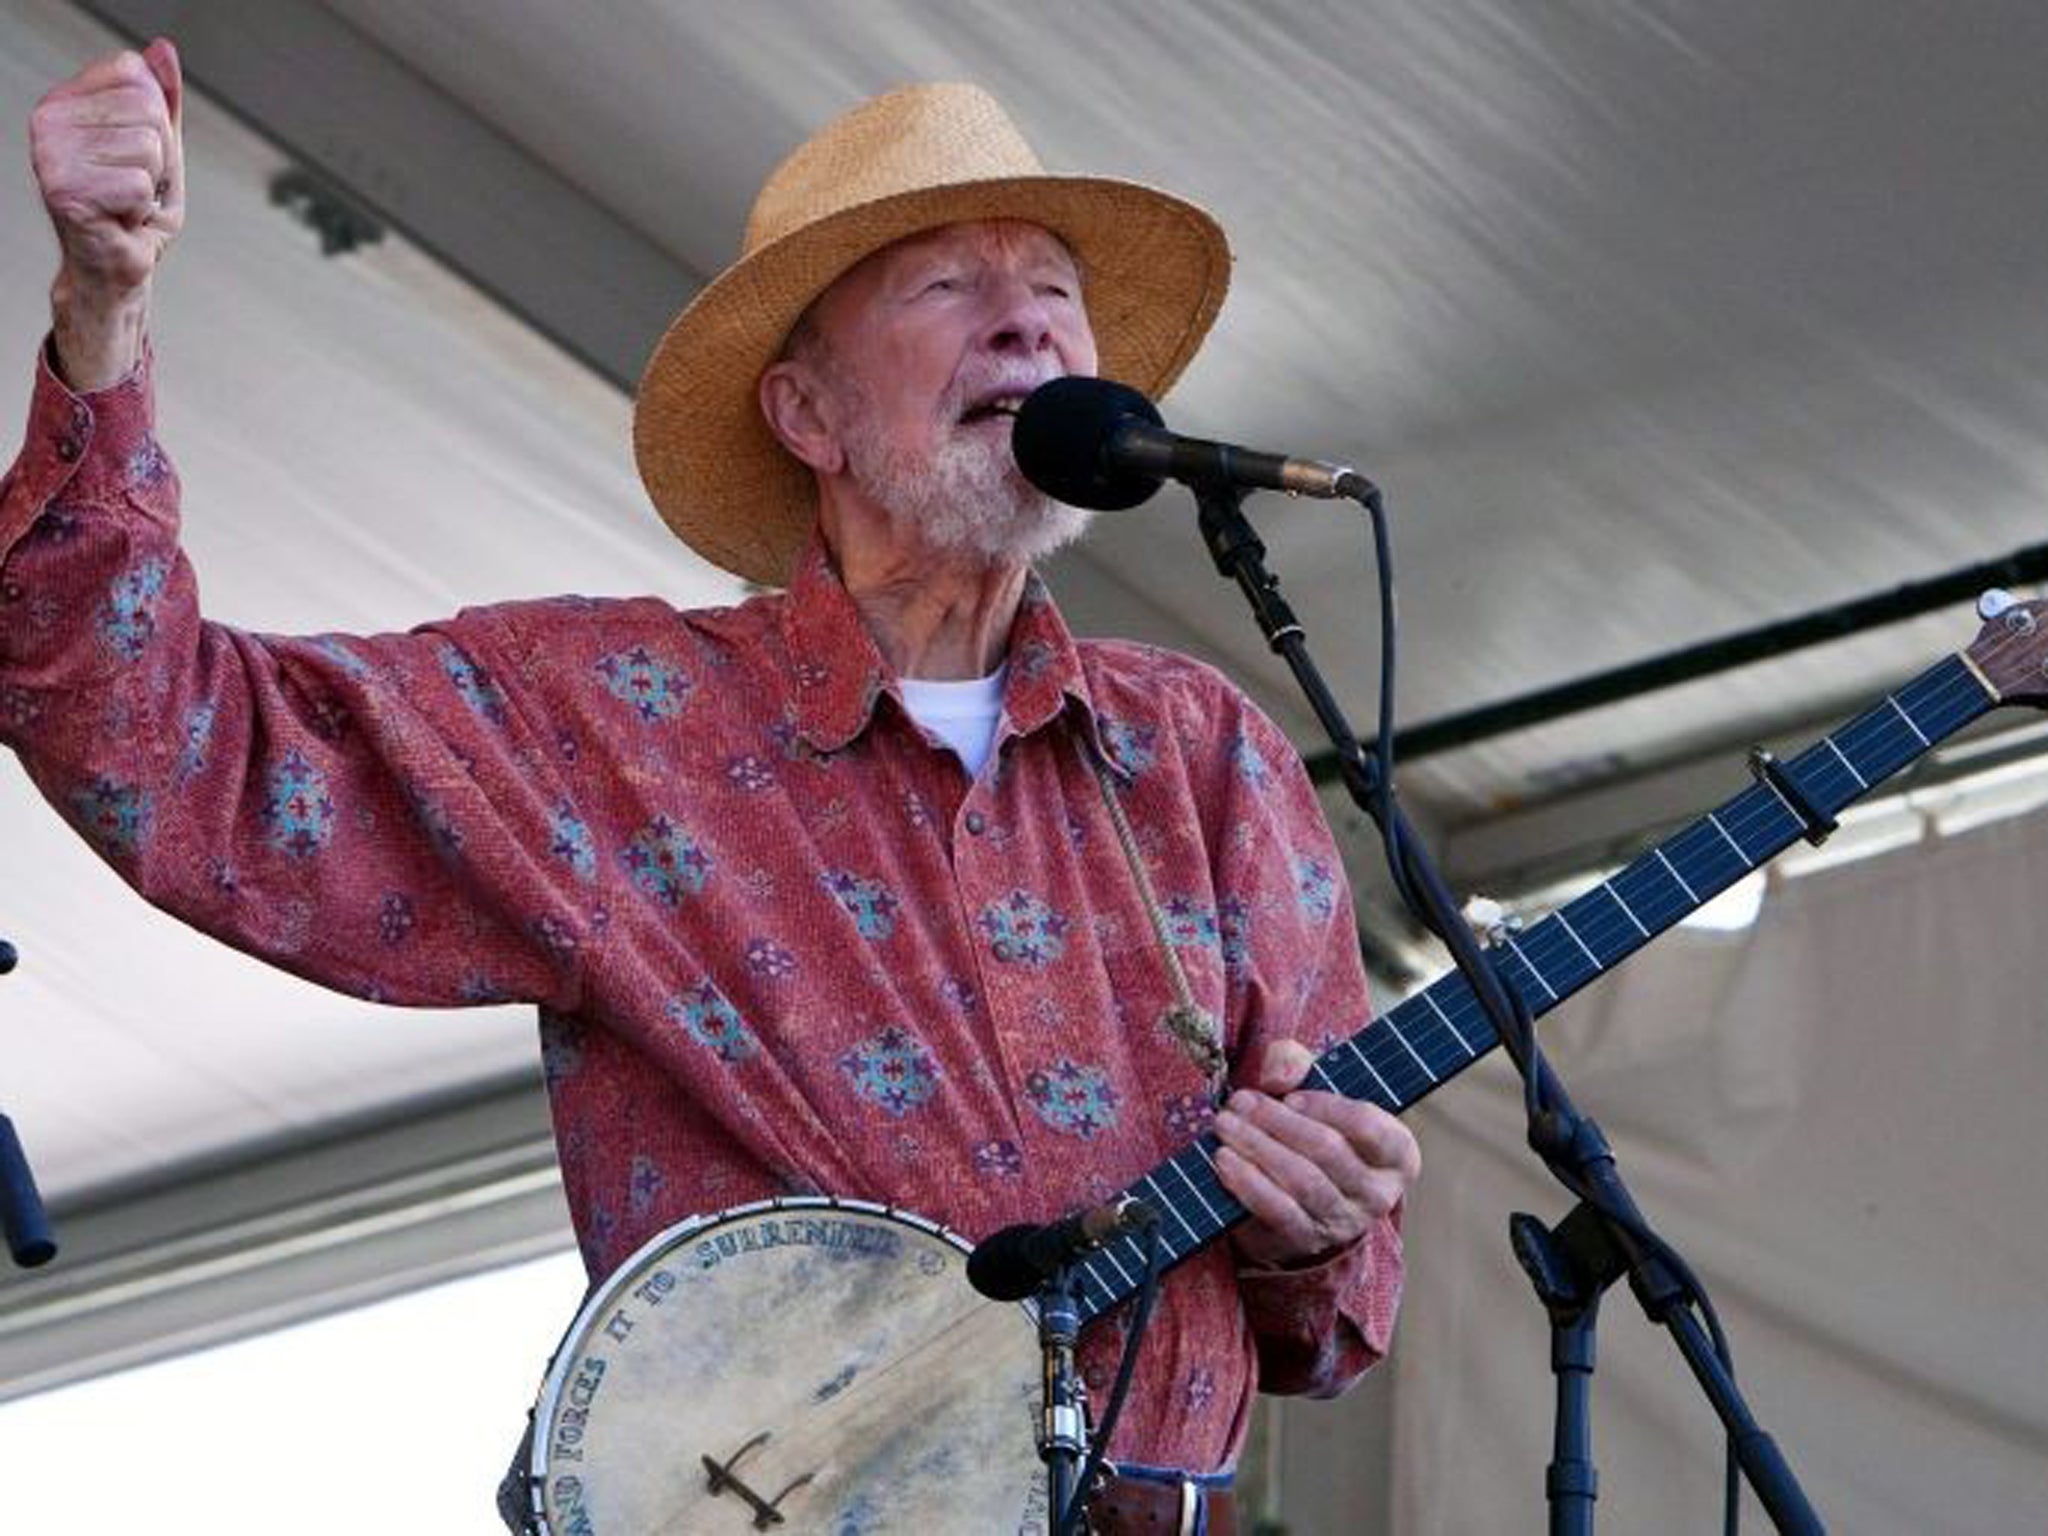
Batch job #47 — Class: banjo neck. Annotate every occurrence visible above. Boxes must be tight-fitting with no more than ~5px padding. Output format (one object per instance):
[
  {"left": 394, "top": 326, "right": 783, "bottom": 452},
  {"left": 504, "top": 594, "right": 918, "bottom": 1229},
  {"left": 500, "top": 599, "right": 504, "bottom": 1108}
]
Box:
[{"left": 1065, "top": 640, "right": 2013, "bottom": 1328}]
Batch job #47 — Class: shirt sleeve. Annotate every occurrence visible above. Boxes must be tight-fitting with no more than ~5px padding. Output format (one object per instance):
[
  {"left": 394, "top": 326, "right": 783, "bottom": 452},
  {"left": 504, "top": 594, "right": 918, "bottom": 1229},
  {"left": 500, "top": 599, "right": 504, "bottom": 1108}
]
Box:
[
  {"left": 1201, "top": 683, "right": 1407, "bottom": 1398},
  {"left": 0, "top": 341, "right": 589, "bottom": 1011}
]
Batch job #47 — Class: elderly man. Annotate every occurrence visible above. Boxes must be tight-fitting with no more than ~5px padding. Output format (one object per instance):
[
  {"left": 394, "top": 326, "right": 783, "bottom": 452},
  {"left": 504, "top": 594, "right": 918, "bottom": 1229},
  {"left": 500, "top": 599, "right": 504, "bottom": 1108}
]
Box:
[{"left": 8, "top": 38, "right": 1416, "bottom": 1534}]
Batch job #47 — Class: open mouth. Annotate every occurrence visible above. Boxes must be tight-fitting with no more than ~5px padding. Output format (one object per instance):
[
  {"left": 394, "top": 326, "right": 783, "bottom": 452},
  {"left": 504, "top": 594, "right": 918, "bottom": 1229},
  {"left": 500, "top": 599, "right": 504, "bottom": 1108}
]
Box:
[{"left": 958, "top": 393, "right": 1028, "bottom": 425}]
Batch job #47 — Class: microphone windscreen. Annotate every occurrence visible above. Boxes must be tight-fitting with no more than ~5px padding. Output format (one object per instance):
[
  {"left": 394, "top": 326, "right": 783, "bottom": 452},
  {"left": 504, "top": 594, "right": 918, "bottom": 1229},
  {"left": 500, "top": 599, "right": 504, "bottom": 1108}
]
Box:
[
  {"left": 965, "top": 1222, "right": 1045, "bottom": 1301},
  {"left": 1012, "top": 376, "right": 1166, "bottom": 511}
]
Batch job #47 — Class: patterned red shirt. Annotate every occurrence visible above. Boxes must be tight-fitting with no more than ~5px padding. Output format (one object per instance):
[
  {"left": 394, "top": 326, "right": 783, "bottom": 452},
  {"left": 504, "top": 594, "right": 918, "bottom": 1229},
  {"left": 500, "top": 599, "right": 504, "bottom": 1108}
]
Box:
[{"left": 0, "top": 347, "right": 1402, "bottom": 1469}]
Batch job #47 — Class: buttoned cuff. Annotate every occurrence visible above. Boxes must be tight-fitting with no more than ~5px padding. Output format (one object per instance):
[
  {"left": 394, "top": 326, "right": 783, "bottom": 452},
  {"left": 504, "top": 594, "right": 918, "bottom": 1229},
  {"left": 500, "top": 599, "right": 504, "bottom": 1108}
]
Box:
[
  {"left": 1232, "top": 1221, "right": 1377, "bottom": 1288},
  {"left": 1235, "top": 1204, "right": 1405, "bottom": 1397},
  {"left": 0, "top": 337, "right": 158, "bottom": 560}
]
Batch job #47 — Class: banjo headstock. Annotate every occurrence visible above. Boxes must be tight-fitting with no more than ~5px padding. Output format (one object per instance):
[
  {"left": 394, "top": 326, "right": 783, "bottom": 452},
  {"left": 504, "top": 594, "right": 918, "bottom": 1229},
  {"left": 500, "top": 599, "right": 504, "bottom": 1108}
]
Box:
[{"left": 1966, "top": 590, "right": 2048, "bottom": 706}]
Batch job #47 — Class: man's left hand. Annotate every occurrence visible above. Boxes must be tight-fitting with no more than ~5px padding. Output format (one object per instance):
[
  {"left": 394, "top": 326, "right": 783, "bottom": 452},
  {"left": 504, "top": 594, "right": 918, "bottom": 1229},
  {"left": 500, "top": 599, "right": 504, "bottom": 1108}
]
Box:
[{"left": 1213, "top": 1039, "right": 1420, "bottom": 1270}]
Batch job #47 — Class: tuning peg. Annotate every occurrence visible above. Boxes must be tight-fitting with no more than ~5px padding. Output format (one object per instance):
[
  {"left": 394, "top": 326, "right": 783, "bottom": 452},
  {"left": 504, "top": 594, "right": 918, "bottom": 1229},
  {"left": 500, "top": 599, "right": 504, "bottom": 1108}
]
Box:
[{"left": 1978, "top": 588, "right": 2018, "bottom": 620}]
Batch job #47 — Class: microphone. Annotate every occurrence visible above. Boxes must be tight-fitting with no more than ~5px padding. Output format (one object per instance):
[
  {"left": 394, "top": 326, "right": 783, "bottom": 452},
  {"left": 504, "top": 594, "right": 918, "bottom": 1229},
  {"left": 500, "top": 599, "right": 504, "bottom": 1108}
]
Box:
[
  {"left": 966, "top": 1195, "right": 1158, "bottom": 1302},
  {"left": 1011, "top": 376, "right": 1370, "bottom": 511}
]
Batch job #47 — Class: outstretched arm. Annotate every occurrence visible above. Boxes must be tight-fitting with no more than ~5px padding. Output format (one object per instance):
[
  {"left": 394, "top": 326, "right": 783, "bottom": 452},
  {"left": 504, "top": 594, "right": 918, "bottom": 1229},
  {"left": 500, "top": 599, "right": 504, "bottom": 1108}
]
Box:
[{"left": 3, "top": 40, "right": 593, "bottom": 1014}]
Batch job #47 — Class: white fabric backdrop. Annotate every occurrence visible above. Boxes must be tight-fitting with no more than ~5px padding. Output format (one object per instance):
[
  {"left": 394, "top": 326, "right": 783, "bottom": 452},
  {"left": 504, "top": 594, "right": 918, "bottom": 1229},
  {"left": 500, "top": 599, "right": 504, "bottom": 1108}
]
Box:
[{"left": 1382, "top": 811, "right": 2048, "bottom": 1532}]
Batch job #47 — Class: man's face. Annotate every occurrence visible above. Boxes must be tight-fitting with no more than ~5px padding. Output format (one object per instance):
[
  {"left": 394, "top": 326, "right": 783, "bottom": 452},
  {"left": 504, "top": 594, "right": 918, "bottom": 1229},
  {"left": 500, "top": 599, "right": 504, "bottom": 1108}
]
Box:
[{"left": 800, "top": 219, "right": 1100, "bottom": 563}]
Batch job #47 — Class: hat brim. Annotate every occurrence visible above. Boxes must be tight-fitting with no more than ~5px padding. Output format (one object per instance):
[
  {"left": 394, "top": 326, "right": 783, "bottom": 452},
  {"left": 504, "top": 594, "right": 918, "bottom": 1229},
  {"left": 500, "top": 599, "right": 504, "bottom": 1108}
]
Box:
[{"left": 633, "top": 174, "right": 1231, "bottom": 587}]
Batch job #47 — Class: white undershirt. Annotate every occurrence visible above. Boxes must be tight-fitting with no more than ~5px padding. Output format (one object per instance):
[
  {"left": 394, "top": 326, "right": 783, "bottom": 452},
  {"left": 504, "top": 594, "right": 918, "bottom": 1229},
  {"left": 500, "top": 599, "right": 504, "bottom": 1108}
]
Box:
[{"left": 899, "top": 666, "right": 1007, "bottom": 779}]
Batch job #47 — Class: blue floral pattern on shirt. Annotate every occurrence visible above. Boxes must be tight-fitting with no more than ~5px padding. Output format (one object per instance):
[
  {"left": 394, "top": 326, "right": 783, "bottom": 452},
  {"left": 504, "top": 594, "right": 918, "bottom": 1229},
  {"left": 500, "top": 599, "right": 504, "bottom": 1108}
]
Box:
[
  {"left": 310, "top": 635, "right": 372, "bottom": 680},
  {"left": 1025, "top": 1059, "right": 1121, "bottom": 1139},
  {"left": 69, "top": 776, "right": 150, "bottom": 861},
  {"left": 623, "top": 815, "right": 712, "bottom": 905},
  {"left": 978, "top": 890, "right": 1069, "bottom": 966},
  {"left": 1231, "top": 729, "right": 1272, "bottom": 787},
  {"left": 627, "top": 1153, "right": 665, "bottom": 1218},
  {"left": 176, "top": 702, "right": 215, "bottom": 780},
  {"left": 1293, "top": 854, "right": 1337, "bottom": 922},
  {"left": 1098, "top": 716, "right": 1158, "bottom": 776},
  {"left": 262, "top": 750, "right": 335, "bottom": 857},
  {"left": 1161, "top": 895, "right": 1219, "bottom": 949},
  {"left": 1219, "top": 896, "right": 1254, "bottom": 974},
  {"left": 99, "top": 556, "right": 167, "bottom": 662},
  {"left": 595, "top": 646, "right": 692, "bottom": 722},
  {"left": 666, "top": 980, "right": 758, "bottom": 1064},
  {"left": 438, "top": 641, "right": 507, "bottom": 724},
  {"left": 839, "top": 1025, "right": 940, "bottom": 1117},
  {"left": 822, "top": 871, "right": 899, "bottom": 940},
  {"left": 548, "top": 801, "right": 597, "bottom": 881}
]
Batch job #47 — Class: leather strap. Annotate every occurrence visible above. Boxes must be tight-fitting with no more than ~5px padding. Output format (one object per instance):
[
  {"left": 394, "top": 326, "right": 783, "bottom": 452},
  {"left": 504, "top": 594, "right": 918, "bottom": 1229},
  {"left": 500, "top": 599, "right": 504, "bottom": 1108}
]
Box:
[{"left": 1087, "top": 1474, "right": 1238, "bottom": 1535}]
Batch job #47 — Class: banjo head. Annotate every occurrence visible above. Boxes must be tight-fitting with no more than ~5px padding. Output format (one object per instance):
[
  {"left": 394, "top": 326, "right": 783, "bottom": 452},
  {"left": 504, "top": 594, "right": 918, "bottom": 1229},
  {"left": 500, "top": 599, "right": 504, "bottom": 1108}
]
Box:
[{"left": 528, "top": 1197, "right": 1047, "bottom": 1534}]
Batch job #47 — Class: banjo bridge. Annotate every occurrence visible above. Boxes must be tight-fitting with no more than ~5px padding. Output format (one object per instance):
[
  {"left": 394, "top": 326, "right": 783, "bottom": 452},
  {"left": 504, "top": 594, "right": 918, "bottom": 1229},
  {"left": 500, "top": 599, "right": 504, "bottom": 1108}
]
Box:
[{"left": 702, "top": 1431, "right": 816, "bottom": 1529}]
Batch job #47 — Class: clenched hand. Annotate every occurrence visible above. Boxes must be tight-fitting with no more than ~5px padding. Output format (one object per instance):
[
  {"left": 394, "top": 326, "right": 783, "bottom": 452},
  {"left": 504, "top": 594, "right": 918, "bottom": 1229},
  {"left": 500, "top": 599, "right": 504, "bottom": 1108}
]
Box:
[{"left": 31, "top": 37, "right": 183, "bottom": 388}]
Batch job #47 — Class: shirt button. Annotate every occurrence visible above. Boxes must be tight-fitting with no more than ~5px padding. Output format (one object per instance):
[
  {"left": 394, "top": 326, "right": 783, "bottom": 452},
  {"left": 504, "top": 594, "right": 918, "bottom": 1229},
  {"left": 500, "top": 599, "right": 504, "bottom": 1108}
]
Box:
[
  {"left": 963, "top": 810, "right": 987, "bottom": 836},
  {"left": 55, "top": 434, "right": 81, "bottom": 462}
]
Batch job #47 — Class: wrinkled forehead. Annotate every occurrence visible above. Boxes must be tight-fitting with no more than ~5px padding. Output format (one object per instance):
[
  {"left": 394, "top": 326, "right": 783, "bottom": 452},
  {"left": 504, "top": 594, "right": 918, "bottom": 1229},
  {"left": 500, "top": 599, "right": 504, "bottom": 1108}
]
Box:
[
  {"left": 792, "top": 219, "right": 1083, "bottom": 344},
  {"left": 856, "top": 219, "right": 1080, "bottom": 282}
]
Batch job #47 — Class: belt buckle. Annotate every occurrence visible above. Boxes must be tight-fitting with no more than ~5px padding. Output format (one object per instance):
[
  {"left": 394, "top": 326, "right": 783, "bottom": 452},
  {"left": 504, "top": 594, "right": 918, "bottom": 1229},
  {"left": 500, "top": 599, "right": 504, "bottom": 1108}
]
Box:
[{"left": 1176, "top": 1476, "right": 1200, "bottom": 1536}]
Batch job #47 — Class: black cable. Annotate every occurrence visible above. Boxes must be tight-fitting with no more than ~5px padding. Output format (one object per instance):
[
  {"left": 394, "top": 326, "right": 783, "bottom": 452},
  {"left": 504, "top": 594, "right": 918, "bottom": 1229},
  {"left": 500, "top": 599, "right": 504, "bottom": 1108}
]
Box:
[{"left": 1343, "top": 482, "right": 1745, "bottom": 1534}]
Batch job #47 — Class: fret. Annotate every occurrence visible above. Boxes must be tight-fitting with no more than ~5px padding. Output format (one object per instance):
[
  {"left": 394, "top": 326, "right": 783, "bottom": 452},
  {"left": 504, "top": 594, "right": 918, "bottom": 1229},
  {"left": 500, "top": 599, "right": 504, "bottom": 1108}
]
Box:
[
  {"left": 1502, "top": 934, "right": 1559, "bottom": 1001},
  {"left": 1075, "top": 1268, "right": 1110, "bottom": 1315},
  {"left": 1561, "top": 886, "right": 1634, "bottom": 960},
  {"left": 1523, "top": 920, "right": 1600, "bottom": 993},
  {"left": 1670, "top": 818, "right": 1749, "bottom": 893},
  {"left": 1823, "top": 735, "right": 1870, "bottom": 790},
  {"left": 1834, "top": 714, "right": 1915, "bottom": 783},
  {"left": 1407, "top": 995, "right": 1479, "bottom": 1076},
  {"left": 1602, "top": 881, "right": 1651, "bottom": 938},
  {"left": 1653, "top": 847, "right": 1701, "bottom": 905},
  {"left": 1356, "top": 1046, "right": 1423, "bottom": 1110},
  {"left": 1163, "top": 1146, "right": 1220, "bottom": 1236},
  {"left": 1553, "top": 909, "right": 1603, "bottom": 972},
  {"left": 1384, "top": 1018, "right": 1438, "bottom": 1083},
  {"left": 1141, "top": 1172, "right": 1203, "bottom": 1247},
  {"left": 1706, "top": 811, "right": 1753, "bottom": 868},
  {"left": 1344, "top": 1037, "right": 1398, "bottom": 1105},
  {"left": 1733, "top": 782, "right": 1803, "bottom": 856},
  {"left": 1887, "top": 694, "right": 1931, "bottom": 747},
  {"left": 1754, "top": 769, "right": 1804, "bottom": 828},
  {"left": 1611, "top": 857, "right": 1686, "bottom": 930},
  {"left": 1096, "top": 1243, "right": 1138, "bottom": 1290},
  {"left": 1170, "top": 1147, "right": 1228, "bottom": 1226},
  {"left": 1068, "top": 644, "right": 2003, "bottom": 1328},
  {"left": 1423, "top": 989, "right": 1476, "bottom": 1057}
]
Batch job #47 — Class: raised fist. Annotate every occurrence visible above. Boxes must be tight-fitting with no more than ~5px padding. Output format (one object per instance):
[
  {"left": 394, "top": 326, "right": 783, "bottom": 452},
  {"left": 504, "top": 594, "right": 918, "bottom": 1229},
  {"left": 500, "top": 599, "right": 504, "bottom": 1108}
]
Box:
[{"left": 31, "top": 38, "right": 183, "bottom": 299}]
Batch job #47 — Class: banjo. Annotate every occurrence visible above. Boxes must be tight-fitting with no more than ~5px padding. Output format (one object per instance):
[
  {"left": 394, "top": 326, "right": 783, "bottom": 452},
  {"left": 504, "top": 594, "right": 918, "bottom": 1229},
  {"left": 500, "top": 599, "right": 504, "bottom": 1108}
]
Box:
[{"left": 514, "top": 595, "right": 2048, "bottom": 1534}]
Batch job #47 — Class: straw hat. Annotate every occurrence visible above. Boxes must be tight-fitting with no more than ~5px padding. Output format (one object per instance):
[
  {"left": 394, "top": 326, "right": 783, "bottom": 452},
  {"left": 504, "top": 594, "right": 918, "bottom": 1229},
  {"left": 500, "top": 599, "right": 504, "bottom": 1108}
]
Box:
[{"left": 631, "top": 82, "right": 1231, "bottom": 586}]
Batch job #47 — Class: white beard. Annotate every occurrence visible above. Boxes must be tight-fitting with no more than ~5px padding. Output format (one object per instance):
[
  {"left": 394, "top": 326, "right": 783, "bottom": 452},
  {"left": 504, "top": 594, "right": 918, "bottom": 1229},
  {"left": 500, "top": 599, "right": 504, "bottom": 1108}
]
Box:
[{"left": 835, "top": 369, "right": 1094, "bottom": 565}]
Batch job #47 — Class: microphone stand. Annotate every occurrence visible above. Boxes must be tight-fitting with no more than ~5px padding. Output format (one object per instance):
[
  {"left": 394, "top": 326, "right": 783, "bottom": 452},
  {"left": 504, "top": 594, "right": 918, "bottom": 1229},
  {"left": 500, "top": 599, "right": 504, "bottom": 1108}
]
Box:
[
  {"left": 0, "top": 936, "right": 56, "bottom": 1270},
  {"left": 1186, "top": 477, "right": 1821, "bottom": 1533},
  {"left": 1035, "top": 1264, "right": 1089, "bottom": 1535}
]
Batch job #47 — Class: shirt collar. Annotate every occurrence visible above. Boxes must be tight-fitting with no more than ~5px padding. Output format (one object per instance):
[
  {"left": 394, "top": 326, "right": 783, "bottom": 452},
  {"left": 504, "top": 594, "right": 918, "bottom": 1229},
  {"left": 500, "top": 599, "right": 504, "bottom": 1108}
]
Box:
[{"left": 779, "top": 530, "right": 1130, "bottom": 779}]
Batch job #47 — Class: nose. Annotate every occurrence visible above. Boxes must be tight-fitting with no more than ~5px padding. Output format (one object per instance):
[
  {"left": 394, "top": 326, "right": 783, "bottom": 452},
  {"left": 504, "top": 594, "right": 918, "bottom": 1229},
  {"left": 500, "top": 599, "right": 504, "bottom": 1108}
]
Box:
[{"left": 979, "top": 272, "right": 1058, "bottom": 360}]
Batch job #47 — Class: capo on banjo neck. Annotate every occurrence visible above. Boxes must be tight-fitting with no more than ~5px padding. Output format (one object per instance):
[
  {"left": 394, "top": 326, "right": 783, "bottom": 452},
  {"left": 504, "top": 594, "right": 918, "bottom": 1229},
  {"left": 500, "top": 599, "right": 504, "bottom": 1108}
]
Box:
[{"left": 1748, "top": 747, "right": 1837, "bottom": 847}]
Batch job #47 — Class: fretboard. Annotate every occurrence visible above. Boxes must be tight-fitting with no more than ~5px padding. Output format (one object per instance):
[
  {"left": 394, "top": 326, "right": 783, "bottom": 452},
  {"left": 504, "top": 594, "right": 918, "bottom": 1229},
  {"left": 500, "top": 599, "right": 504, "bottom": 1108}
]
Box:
[{"left": 1069, "top": 651, "right": 1996, "bottom": 1325}]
